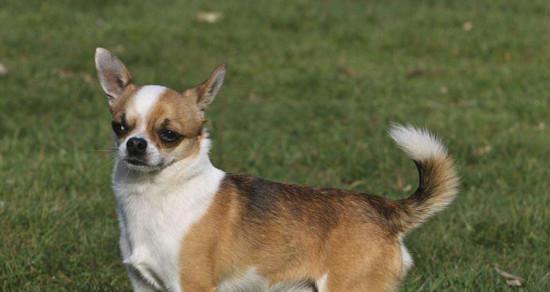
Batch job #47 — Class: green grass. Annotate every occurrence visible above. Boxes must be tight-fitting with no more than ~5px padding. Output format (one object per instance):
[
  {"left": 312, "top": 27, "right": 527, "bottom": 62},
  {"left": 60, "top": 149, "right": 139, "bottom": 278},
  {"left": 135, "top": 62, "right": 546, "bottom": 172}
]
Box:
[{"left": 1, "top": 0, "right": 549, "bottom": 290}]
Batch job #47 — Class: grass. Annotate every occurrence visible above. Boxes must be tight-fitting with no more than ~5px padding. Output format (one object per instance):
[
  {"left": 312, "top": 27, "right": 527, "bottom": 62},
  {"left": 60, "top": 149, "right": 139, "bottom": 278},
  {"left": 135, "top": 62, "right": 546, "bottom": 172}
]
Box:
[{"left": 0, "top": 0, "right": 549, "bottom": 290}]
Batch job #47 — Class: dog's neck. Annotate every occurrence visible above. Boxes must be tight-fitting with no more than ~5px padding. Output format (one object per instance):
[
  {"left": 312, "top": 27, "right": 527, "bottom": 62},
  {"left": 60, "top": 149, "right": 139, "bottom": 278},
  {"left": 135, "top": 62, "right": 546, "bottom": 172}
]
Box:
[{"left": 113, "top": 138, "right": 222, "bottom": 190}]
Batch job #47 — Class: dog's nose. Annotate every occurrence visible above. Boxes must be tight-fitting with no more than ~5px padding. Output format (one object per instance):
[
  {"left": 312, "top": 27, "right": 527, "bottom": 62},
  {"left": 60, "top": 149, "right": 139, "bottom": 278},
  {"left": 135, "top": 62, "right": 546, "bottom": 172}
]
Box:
[{"left": 126, "top": 137, "right": 147, "bottom": 156}]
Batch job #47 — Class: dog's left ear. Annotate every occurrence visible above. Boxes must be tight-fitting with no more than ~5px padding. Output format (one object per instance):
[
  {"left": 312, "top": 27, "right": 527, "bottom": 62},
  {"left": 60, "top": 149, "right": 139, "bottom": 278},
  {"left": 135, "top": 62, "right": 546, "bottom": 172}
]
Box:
[
  {"left": 95, "top": 48, "right": 134, "bottom": 105},
  {"left": 188, "top": 64, "right": 226, "bottom": 111}
]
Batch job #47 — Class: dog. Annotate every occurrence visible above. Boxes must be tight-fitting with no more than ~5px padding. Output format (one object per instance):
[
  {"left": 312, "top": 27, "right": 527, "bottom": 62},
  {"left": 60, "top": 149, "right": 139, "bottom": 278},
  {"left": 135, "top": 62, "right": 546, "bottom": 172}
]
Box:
[{"left": 95, "top": 48, "right": 459, "bottom": 292}]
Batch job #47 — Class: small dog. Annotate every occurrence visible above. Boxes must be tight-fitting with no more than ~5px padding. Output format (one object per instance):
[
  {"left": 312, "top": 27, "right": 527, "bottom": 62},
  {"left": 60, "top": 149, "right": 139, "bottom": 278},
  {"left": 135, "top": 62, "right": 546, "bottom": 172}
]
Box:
[{"left": 95, "top": 48, "right": 459, "bottom": 292}]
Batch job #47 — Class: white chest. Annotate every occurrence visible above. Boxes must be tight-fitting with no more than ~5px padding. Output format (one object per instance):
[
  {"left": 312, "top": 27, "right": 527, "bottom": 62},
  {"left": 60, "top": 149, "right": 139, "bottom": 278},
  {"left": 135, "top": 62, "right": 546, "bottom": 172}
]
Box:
[{"left": 113, "top": 166, "right": 225, "bottom": 291}]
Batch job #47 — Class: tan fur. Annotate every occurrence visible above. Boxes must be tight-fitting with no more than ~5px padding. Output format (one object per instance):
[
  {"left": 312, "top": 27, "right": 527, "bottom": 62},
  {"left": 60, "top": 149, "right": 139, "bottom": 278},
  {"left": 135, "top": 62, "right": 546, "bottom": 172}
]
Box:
[
  {"left": 180, "top": 175, "right": 408, "bottom": 292},
  {"left": 395, "top": 156, "right": 459, "bottom": 233}
]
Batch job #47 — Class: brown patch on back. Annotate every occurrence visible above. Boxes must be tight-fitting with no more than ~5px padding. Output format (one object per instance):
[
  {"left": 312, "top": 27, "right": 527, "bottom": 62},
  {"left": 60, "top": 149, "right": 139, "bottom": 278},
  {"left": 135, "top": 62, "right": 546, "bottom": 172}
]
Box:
[{"left": 180, "top": 175, "right": 405, "bottom": 291}]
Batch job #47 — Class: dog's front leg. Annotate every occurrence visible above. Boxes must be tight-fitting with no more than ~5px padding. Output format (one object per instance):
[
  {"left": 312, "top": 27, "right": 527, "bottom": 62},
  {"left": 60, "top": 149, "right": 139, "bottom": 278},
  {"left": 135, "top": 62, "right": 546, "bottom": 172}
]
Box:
[{"left": 118, "top": 224, "right": 161, "bottom": 291}]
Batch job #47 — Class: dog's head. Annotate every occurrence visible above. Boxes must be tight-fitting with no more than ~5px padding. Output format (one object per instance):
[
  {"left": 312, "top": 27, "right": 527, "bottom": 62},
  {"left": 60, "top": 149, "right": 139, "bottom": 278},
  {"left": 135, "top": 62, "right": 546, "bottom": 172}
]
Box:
[{"left": 94, "top": 48, "right": 225, "bottom": 172}]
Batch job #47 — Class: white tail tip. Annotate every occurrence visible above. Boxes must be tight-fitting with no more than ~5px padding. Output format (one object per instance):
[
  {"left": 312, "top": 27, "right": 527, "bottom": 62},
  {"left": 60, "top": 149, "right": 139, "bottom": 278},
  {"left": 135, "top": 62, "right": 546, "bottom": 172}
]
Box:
[{"left": 389, "top": 124, "right": 447, "bottom": 161}]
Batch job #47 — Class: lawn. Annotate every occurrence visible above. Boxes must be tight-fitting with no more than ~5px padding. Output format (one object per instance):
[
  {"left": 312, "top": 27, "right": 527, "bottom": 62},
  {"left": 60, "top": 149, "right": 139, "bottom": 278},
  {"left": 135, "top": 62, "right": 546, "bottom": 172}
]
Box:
[{"left": 0, "top": 0, "right": 548, "bottom": 291}]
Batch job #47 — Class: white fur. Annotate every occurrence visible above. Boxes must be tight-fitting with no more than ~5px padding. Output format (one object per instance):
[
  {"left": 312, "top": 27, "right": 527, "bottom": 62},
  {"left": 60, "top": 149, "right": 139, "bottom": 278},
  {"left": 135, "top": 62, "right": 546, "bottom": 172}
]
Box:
[
  {"left": 134, "top": 85, "right": 166, "bottom": 122},
  {"left": 389, "top": 124, "right": 447, "bottom": 161},
  {"left": 400, "top": 242, "right": 413, "bottom": 277},
  {"left": 113, "top": 138, "right": 224, "bottom": 292},
  {"left": 218, "top": 267, "right": 317, "bottom": 292},
  {"left": 315, "top": 274, "right": 328, "bottom": 292},
  {"left": 95, "top": 47, "right": 109, "bottom": 61},
  {"left": 218, "top": 267, "right": 268, "bottom": 292}
]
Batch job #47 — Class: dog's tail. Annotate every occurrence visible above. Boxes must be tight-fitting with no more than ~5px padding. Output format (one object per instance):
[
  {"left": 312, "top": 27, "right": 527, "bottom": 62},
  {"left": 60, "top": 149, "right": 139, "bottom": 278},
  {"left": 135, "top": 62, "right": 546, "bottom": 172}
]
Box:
[{"left": 389, "top": 124, "right": 459, "bottom": 234}]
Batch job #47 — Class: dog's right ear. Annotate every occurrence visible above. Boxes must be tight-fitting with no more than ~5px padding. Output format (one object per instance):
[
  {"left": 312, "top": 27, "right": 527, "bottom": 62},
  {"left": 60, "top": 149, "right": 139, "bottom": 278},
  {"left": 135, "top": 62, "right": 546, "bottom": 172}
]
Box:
[{"left": 95, "top": 48, "right": 134, "bottom": 105}]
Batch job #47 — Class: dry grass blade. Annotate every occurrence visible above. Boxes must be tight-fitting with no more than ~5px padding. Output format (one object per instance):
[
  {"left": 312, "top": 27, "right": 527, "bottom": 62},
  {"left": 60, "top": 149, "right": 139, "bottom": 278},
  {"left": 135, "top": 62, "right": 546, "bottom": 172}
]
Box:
[
  {"left": 0, "top": 63, "right": 8, "bottom": 76},
  {"left": 494, "top": 264, "right": 524, "bottom": 287},
  {"left": 463, "top": 21, "right": 473, "bottom": 31},
  {"left": 197, "top": 11, "right": 223, "bottom": 23}
]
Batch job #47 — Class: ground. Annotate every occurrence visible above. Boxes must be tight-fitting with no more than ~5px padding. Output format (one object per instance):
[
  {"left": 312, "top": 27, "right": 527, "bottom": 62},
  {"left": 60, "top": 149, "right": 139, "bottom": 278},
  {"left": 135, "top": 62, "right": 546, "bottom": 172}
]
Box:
[{"left": 0, "top": 0, "right": 548, "bottom": 291}]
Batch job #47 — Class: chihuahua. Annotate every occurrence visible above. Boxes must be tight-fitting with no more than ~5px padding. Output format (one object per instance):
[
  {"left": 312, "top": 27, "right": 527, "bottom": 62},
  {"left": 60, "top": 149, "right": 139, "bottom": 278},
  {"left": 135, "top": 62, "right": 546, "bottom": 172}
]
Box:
[{"left": 95, "top": 48, "right": 458, "bottom": 292}]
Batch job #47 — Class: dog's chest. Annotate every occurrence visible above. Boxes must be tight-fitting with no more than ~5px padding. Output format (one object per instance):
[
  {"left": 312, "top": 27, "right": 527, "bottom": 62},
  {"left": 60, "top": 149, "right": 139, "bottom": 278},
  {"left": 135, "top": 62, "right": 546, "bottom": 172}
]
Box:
[{"left": 114, "top": 170, "right": 224, "bottom": 291}]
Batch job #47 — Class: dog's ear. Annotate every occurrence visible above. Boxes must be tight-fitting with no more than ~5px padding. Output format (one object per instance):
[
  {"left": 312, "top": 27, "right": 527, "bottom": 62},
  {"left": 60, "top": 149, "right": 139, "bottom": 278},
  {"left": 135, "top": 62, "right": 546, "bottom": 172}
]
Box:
[
  {"left": 187, "top": 64, "right": 226, "bottom": 111},
  {"left": 95, "top": 48, "right": 134, "bottom": 105}
]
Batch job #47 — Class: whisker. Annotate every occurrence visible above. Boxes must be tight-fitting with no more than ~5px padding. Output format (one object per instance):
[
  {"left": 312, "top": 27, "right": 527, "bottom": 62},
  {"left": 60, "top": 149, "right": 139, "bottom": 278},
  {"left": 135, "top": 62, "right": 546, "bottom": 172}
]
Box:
[{"left": 93, "top": 147, "right": 118, "bottom": 152}]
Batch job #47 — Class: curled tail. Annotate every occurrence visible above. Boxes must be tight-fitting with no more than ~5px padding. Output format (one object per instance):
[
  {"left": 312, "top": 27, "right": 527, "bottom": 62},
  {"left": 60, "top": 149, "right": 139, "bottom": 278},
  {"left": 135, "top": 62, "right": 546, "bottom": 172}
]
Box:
[{"left": 389, "top": 124, "right": 459, "bottom": 234}]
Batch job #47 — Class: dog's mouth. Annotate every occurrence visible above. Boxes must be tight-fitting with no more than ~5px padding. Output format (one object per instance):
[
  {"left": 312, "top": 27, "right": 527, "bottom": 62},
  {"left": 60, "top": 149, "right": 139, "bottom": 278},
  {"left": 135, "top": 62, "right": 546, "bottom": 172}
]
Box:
[
  {"left": 123, "top": 157, "right": 166, "bottom": 172},
  {"left": 124, "top": 157, "right": 149, "bottom": 166}
]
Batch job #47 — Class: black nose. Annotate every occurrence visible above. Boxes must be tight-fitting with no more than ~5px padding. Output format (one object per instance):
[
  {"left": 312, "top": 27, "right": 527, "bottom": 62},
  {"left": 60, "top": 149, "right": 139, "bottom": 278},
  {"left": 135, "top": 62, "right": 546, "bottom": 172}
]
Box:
[{"left": 126, "top": 137, "right": 147, "bottom": 156}]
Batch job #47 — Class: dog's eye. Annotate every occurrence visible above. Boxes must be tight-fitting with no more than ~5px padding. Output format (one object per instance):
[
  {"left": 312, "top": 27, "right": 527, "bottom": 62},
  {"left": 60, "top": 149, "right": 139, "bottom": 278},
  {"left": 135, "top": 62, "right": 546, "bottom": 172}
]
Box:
[
  {"left": 112, "top": 121, "right": 128, "bottom": 136},
  {"left": 158, "top": 129, "right": 182, "bottom": 143}
]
